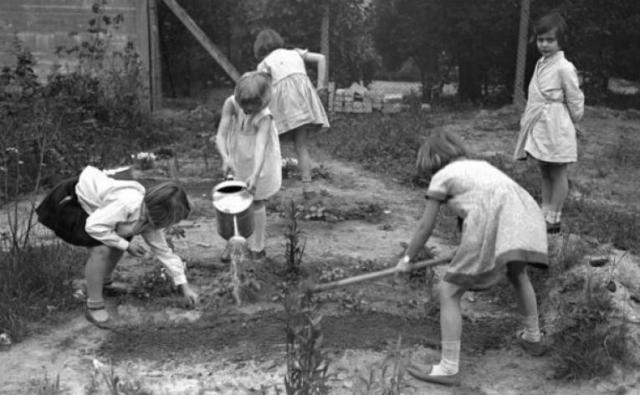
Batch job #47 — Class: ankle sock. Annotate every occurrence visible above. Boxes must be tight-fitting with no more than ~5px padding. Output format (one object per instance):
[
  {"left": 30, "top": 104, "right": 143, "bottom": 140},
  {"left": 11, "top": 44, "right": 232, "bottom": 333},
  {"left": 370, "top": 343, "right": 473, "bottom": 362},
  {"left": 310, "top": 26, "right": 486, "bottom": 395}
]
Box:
[
  {"left": 521, "top": 314, "right": 541, "bottom": 342},
  {"left": 545, "top": 210, "right": 561, "bottom": 224},
  {"left": 86, "top": 298, "right": 105, "bottom": 310},
  {"left": 431, "top": 340, "right": 460, "bottom": 375}
]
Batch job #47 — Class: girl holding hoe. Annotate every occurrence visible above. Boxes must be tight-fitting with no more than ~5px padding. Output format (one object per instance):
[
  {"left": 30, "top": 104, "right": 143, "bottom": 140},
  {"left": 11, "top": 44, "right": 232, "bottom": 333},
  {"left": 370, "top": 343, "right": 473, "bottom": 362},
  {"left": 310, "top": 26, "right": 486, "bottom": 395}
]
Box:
[
  {"left": 514, "top": 12, "right": 584, "bottom": 234},
  {"left": 396, "top": 129, "right": 549, "bottom": 386}
]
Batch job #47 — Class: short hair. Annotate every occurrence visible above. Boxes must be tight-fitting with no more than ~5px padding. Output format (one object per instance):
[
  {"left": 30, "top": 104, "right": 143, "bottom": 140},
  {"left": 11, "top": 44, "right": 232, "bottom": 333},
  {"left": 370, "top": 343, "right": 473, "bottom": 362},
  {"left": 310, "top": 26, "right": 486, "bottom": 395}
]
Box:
[
  {"left": 144, "top": 181, "right": 191, "bottom": 229},
  {"left": 253, "top": 29, "right": 284, "bottom": 60},
  {"left": 416, "top": 129, "right": 470, "bottom": 176},
  {"left": 234, "top": 71, "right": 272, "bottom": 111},
  {"left": 534, "top": 12, "right": 567, "bottom": 48}
]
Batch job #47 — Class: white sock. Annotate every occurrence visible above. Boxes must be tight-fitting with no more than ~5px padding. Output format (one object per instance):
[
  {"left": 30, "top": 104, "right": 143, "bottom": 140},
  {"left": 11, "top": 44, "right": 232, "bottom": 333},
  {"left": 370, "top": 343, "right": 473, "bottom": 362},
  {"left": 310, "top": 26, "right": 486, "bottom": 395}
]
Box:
[
  {"left": 249, "top": 205, "right": 266, "bottom": 252},
  {"left": 547, "top": 210, "right": 561, "bottom": 224},
  {"left": 431, "top": 340, "right": 460, "bottom": 375},
  {"left": 540, "top": 205, "right": 549, "bottom": 219},
  {"left": 521, "top": 314, "right": 541, "bottom": 342}
]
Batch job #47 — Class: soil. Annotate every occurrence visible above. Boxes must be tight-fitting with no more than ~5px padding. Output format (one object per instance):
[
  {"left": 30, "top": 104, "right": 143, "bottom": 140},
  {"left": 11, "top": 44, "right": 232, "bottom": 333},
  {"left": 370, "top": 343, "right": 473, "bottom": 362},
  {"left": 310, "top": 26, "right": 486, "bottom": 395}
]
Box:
[{"left": 2, "top": 106, "right": 640, "bottom": 395}]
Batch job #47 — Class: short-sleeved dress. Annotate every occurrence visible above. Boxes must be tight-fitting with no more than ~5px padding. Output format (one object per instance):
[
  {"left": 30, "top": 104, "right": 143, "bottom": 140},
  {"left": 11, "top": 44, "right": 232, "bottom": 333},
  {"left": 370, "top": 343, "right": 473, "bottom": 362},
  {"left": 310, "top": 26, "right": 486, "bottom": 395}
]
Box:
[
  {"left": 514, "top": 51, "right": 584, "bottom": 163},
  {"left": 426, "top": 159, "right": 548, "bottom": 289},
  {"left": 224, "top": 96, "right": 282, "bottom": 200},
  {"left": 257, "top": 48, "right": 329, "bottom": 135}
]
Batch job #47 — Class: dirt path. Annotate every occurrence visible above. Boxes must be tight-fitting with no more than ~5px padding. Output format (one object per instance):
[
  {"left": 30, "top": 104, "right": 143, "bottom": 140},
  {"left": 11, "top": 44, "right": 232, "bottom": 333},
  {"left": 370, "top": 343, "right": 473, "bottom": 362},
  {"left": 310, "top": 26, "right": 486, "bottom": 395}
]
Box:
[{"left": 1, "top": 147, "right": 639, "bottom": 394}]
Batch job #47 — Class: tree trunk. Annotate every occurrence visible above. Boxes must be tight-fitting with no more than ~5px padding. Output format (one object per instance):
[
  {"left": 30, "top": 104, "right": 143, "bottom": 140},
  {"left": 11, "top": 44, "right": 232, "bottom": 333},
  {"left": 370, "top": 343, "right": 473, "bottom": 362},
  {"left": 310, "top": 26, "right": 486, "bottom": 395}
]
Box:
[
  {"left": 513, "top": 0, "right": 530, "bottom": 109},
  {"left": 457, "top": 40, "right": 481, "bottom": 102}
]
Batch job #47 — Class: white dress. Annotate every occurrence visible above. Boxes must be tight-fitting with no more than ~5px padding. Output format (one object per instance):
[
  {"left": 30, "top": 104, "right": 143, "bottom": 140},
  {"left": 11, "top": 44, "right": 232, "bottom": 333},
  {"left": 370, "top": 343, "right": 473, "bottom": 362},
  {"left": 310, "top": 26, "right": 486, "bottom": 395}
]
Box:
[
  {"left": 514, "top": 51, "right": 584, "bottom": 163},
  {"left": 224, "top": 97, "right": 282, "bottom": 200},
  {"left": 426, "top": 159, "right": 549, "bottom": 290},
  {"left": 257, "top": 48, "right": 329, "bottom": 134}
]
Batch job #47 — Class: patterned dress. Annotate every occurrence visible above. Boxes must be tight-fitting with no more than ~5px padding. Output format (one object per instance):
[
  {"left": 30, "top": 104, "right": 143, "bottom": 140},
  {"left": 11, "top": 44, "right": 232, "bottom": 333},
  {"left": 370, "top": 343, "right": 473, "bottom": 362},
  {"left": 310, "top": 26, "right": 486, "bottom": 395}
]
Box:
[
  {"left": 224, "top": 97, "right": 282, "bottom": 201},
  {"left": 514, "top": 51, "right": 584, "bottom": 163},
  {"left": 426, "top": 159, "right": 548, "bottom": 289},
  {"left": 257, "top": 48, "right": 329, "bottom": 134}
]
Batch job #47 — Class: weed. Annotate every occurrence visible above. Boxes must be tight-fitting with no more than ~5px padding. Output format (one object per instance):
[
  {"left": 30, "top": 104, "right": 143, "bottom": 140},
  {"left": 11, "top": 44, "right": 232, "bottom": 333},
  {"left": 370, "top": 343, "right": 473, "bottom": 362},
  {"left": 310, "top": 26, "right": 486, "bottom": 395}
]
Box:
[
  {"left": 88, "top": 358, "right": 153, "bottom": 395},
  {"left": 353, "top": 336, "right": 411, "bottom": 395},
  {"left": 284, "top": 200, "right": 306, "bottom": 277},
  {"left": 28, "top": 371, "right": 61, "bottom": 395}
]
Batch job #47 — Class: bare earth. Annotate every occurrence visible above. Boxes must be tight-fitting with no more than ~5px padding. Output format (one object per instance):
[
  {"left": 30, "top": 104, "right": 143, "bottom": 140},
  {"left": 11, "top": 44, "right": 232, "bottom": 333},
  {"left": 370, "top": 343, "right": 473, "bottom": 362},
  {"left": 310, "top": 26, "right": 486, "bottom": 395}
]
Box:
[{"left": 1, "top": 106, "right": 640, "bottom": 394}]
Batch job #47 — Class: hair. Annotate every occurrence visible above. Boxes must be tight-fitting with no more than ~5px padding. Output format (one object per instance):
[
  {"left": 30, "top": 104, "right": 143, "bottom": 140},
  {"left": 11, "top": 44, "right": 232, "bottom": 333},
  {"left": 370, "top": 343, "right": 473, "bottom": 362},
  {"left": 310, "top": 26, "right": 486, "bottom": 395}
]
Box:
[
  {"left": 534, "top": 12, "right": 567, "bottom": 48},
  {"left": 144, "top": 181, "right": 191, "bottom": 229},
  {"left": 253, "top": 28, "right": 284, "bottom": 60},
  {"left": 234, "top": 71, "right": 272, "bottom": 111},
  {"left": 416, "top": 129, "right": 470, "bottom": 176}
]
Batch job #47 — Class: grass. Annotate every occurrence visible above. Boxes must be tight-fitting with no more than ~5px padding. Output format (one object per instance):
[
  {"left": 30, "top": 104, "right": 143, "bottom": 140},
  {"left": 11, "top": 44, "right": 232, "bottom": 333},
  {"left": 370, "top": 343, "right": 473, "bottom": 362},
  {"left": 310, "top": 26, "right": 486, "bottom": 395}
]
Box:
[{"left": 0, "top": 242, "right": 85, "bottom": 341}]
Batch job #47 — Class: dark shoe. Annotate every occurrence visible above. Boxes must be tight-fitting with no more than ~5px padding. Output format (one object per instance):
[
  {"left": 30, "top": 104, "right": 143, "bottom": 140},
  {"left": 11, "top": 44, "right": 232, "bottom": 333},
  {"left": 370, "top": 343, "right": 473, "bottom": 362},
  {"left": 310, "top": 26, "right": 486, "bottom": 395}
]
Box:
[
  {"left": 102, "top": 281, "right": 130, "bottom": 297},
  {"left": 84, "top": 308, "right": 116, "bottom": 330},
  {"left": 546, "top": 221, "right": 561, "bottom": 234},
  {"left": 406, "top": 363, "right": 460, "bottom": 387},
  {"left": 517, "top": 332, "right": 547, "bottom": 356}
]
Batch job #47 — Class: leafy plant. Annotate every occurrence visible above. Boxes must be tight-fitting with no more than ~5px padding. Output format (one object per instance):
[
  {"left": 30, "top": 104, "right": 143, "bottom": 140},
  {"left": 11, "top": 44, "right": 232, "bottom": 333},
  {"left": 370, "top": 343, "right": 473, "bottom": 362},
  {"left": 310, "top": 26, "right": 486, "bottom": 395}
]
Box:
[
  {"left": 353, "top": 336, "right": 411, "bottom": 395},
  {"left": 28, "top": 371, "right": 61, "bottom": 395},
  {"left": 284, "top": 200, "right": 307, "bottom": 276}
]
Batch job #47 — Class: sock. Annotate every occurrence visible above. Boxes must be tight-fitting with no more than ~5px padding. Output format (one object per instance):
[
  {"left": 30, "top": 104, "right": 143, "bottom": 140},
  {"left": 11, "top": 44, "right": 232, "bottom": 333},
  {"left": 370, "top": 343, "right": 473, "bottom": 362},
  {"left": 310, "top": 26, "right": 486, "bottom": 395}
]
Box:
[
  {"left": 540, "top": 205, "right": 549, "bottom": 220},
  {"left": 521, "top": 314, "right": 541, "bottom": 342},
  {"left": 86, "top": 298, "right": 105, "bottom": 310},
  {"left": 430, "top": 340, "right": 460, "bottom": 375},
  {"left": 249, "top": 205, "right": 266, "bottom": 252}
]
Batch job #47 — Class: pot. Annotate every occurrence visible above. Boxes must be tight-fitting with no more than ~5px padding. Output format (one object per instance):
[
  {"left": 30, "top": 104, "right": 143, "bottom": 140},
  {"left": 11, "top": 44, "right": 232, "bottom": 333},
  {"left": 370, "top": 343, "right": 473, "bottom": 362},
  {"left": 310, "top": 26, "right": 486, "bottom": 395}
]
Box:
[{"left": 212, "top": 179, "right": 254, "bottom": 240}]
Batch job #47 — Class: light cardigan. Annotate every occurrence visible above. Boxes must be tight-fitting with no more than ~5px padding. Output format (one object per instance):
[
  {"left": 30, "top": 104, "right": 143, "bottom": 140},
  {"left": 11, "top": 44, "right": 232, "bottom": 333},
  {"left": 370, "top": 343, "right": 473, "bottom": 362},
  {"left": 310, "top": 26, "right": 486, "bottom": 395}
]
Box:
[{"left": 75, "top": 166, "right": 187, "bottom": 285}]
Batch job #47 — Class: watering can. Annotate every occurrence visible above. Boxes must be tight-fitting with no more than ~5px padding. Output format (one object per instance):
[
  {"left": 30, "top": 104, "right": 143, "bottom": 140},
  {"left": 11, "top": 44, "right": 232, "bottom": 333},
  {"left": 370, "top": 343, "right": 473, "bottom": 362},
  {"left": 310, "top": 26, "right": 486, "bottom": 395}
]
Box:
[{"left": 212, "top": 177, "right": 254, "bottom": 240}]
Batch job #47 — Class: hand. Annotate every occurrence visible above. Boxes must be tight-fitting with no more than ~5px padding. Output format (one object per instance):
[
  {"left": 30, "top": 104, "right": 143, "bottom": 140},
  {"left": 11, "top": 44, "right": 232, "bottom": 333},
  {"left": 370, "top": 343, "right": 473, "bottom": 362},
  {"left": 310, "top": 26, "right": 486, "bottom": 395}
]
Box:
[
  {"left": 126, "top": 242, "right": 147, "bottom": 257},
  {"left": 317, "top": 87, "right": 329, "bottom": 109},
  {"left": 395, "top": 255, "right": 412, "bottom": 273},
  {"left": 245, "top": 174, "right": 257, "bottom": 194},
  {"left": 221, "top": 159, "right": 233, "bottom": 176},
  {"left": 180, "top": 284, "right": 199, "bottom": 308}
]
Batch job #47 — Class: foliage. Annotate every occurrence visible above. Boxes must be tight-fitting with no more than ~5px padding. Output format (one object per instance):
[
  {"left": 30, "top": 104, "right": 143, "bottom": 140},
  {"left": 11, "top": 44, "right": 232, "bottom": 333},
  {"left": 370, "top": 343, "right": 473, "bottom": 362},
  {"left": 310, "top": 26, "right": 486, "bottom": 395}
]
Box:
[
  {"left": 284, "top": 200, "right": 307, "bottom": 277},
  {"left": 352, "top": 337, "right": 411, "bottom": 395}
]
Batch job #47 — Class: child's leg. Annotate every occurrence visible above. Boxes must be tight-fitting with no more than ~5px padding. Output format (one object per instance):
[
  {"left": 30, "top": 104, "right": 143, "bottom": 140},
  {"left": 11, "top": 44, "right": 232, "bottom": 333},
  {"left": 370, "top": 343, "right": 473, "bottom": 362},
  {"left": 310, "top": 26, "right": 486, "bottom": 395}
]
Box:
[
  {"left": 547, "top": 163, "right": 569, "bottom": 224},
  {"left": 506, "top": 262, "right": 541, "bottom": 342},
  {"left": 432, "top": 280, "right": 466, "bottom": 376},
  {"left": 248, "top": 200, "right": 267, "bottom": 254},
  {"left": 293, "top": 125, "right": 312, "bottom": 182},
  {"left": 537, "top": 161, "right": 552, "bottom": 217},
  {"left": 85, "top": 245, "right": 123, "bottom": 321}
]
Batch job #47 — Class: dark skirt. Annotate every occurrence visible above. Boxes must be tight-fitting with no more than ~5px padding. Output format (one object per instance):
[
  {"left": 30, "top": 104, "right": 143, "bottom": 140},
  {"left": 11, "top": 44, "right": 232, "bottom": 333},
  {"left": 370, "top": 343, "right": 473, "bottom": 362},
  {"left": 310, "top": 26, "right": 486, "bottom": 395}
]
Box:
[{"left": 36, "top": 177, "right": 102, "bottom": 247}]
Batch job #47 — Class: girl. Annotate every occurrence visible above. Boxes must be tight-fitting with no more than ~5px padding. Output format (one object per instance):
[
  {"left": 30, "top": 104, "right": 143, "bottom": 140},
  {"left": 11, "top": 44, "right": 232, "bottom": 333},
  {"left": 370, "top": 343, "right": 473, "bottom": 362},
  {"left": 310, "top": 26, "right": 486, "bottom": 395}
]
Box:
[
  {"left": 36, "top": 166, "right": 198, "bottom": 329},
  {"left": 514, "top": 12, "right": 584, "bottom": 234},
  {"left": 253, "top": 28, "right": 329, "bottom": 184},
  {"left": 396, "top": 130, "right": 548, "bottom": 386},
  {"left": 214, "top": 71, "right": 282, "bottom": 260}
]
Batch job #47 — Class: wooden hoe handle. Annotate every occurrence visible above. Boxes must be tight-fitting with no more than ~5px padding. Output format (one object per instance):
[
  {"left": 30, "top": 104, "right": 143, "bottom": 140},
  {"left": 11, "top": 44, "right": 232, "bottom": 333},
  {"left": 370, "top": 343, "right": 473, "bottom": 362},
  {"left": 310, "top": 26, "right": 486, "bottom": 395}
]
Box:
[{"left": 309, "top": 253, "right": 454, "bottom": 293}]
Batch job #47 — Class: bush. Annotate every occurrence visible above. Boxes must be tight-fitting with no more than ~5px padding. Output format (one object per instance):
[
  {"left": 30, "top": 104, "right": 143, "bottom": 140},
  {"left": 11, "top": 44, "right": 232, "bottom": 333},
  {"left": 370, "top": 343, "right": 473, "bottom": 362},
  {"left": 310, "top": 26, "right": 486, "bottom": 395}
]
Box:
[{"left": 0, "top": 242, "right": 85, "bottom": 342}]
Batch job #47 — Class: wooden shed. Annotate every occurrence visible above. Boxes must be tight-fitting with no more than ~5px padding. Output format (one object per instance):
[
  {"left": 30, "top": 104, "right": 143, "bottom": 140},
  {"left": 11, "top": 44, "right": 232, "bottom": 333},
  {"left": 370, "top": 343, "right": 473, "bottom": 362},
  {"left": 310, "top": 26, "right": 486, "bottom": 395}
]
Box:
[{"left": 0, "top": 0, "right": 240, "bottom": 111}]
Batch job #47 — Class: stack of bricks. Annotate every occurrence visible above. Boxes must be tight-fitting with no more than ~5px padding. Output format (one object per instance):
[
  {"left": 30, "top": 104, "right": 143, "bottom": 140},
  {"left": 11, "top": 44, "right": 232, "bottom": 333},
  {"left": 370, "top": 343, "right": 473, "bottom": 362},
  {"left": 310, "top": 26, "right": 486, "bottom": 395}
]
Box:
[{"left": 328, "top": 83, "right": 404, "bottom": 114}]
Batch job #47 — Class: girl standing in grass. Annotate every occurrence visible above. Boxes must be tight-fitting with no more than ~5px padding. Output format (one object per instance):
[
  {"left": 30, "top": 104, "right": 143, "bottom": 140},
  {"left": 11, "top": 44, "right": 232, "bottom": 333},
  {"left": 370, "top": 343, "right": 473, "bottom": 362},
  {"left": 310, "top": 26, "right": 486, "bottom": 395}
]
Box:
[
  {"left": 397, "top": 130, "right": 548, "bottom": 386},
  {"left": 253, "top": 28, "right": 329, "bottom": 184},
  {"left": 214, "top": 71, "right": 282, "bottom": 261},
  {"left": 36, "top": 166, "right": 198, "bottom": 329},
  {"left": 514, "top": 12, "right": 584, "bottom": 233}
]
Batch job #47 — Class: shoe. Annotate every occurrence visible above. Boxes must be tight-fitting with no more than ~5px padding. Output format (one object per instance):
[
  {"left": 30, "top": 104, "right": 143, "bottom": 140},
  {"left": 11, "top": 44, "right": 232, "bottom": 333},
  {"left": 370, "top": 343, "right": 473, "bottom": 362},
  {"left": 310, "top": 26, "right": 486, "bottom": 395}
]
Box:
[
  {"left": 517, "top": 331, "right": 547, "bottom": 356},
  {"left": 220, "top": 242, "right": 232, "bottom": 263},
  {"left": 546, "top": 221, "right": 561, "bottom": 234},
  {"left": 102, "top": 281, "right": 129, "bottom": 297},
  {"left": 406, "top": 363, "right": 460, "bottom": 386},
  {"left": 84, "top": 307, "right": 116, "bottom": 330}
]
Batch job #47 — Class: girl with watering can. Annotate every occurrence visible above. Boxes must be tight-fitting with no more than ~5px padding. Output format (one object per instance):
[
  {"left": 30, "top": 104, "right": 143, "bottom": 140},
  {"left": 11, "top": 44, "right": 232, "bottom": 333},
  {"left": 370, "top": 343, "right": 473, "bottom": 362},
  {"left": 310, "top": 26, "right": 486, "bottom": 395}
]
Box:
[{"left": 212, "top": 71, "right": 282, "bottom": 261}]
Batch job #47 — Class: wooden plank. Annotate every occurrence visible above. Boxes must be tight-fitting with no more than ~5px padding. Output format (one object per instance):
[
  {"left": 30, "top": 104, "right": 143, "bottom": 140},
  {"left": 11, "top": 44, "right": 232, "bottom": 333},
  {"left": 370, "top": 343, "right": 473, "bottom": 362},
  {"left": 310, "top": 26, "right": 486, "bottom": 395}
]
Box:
[
  {"left": 148, "top": 0, "right": 162, "bottom": 110},
  {"left": 161, "top": 0, "right": 240, "bottom": 82}
]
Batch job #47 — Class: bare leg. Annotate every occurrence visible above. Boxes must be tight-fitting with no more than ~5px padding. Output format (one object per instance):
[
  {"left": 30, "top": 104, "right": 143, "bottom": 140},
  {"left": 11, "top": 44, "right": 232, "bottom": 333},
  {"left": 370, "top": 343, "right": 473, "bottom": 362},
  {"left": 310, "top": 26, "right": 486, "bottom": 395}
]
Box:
[
  {"left": 431, "top": 280, "right": 466, "bottom": 375},
  {"left": 537, "top": 161, "right": 552, "bottom": 211},
  {"left": 249, "top": 200, "right": 267, "bottom": 255},
  {"left": 85, "top": 245, "right": 122, "bottom": 322},
  {"left": 547, "top": 163, "right": 569, "bottom": 221},
  {"left": 293, "top": 125, "right": 313, "bottom": 182},
  {"left": 506, "top": 262, "right": 541, "bottom": 342}
]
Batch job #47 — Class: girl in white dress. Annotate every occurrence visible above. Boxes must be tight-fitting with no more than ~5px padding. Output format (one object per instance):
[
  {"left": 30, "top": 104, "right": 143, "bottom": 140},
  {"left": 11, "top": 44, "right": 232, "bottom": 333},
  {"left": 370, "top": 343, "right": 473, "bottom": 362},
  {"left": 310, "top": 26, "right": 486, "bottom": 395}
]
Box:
[
  {"left": 514, "top": 12, "right": 584, "bottom": 233},
  {"left": 214, "top": 71, "right": 282, "bottom": 259},
  {"left": 254, "top": 29, "right": 329, "bottom": 184},
  {"left": 397, "top": 129, "right": 549, "bottom": 386}
]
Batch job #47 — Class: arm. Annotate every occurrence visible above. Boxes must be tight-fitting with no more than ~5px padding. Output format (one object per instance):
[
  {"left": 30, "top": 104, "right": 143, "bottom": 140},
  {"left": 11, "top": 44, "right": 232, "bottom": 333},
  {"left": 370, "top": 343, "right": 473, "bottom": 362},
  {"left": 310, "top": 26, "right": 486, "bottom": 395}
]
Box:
[
  {"left": 213, "top": 97, "right": 236, "bottom": 172},
  {"left": 246, "top": 116, "right": 271, "bottom": 192},
  {"left": 396, "top": 198, "right": 441, "bottom": 271},
  {"left": 84, "top": 200, "right": 136, "bottom": 251},
  {"left": 302, "top": 51, "right": 327, "bottom": 90},
  {"left": 560, "top": 66, "right": 585, "bottom": 123}
]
